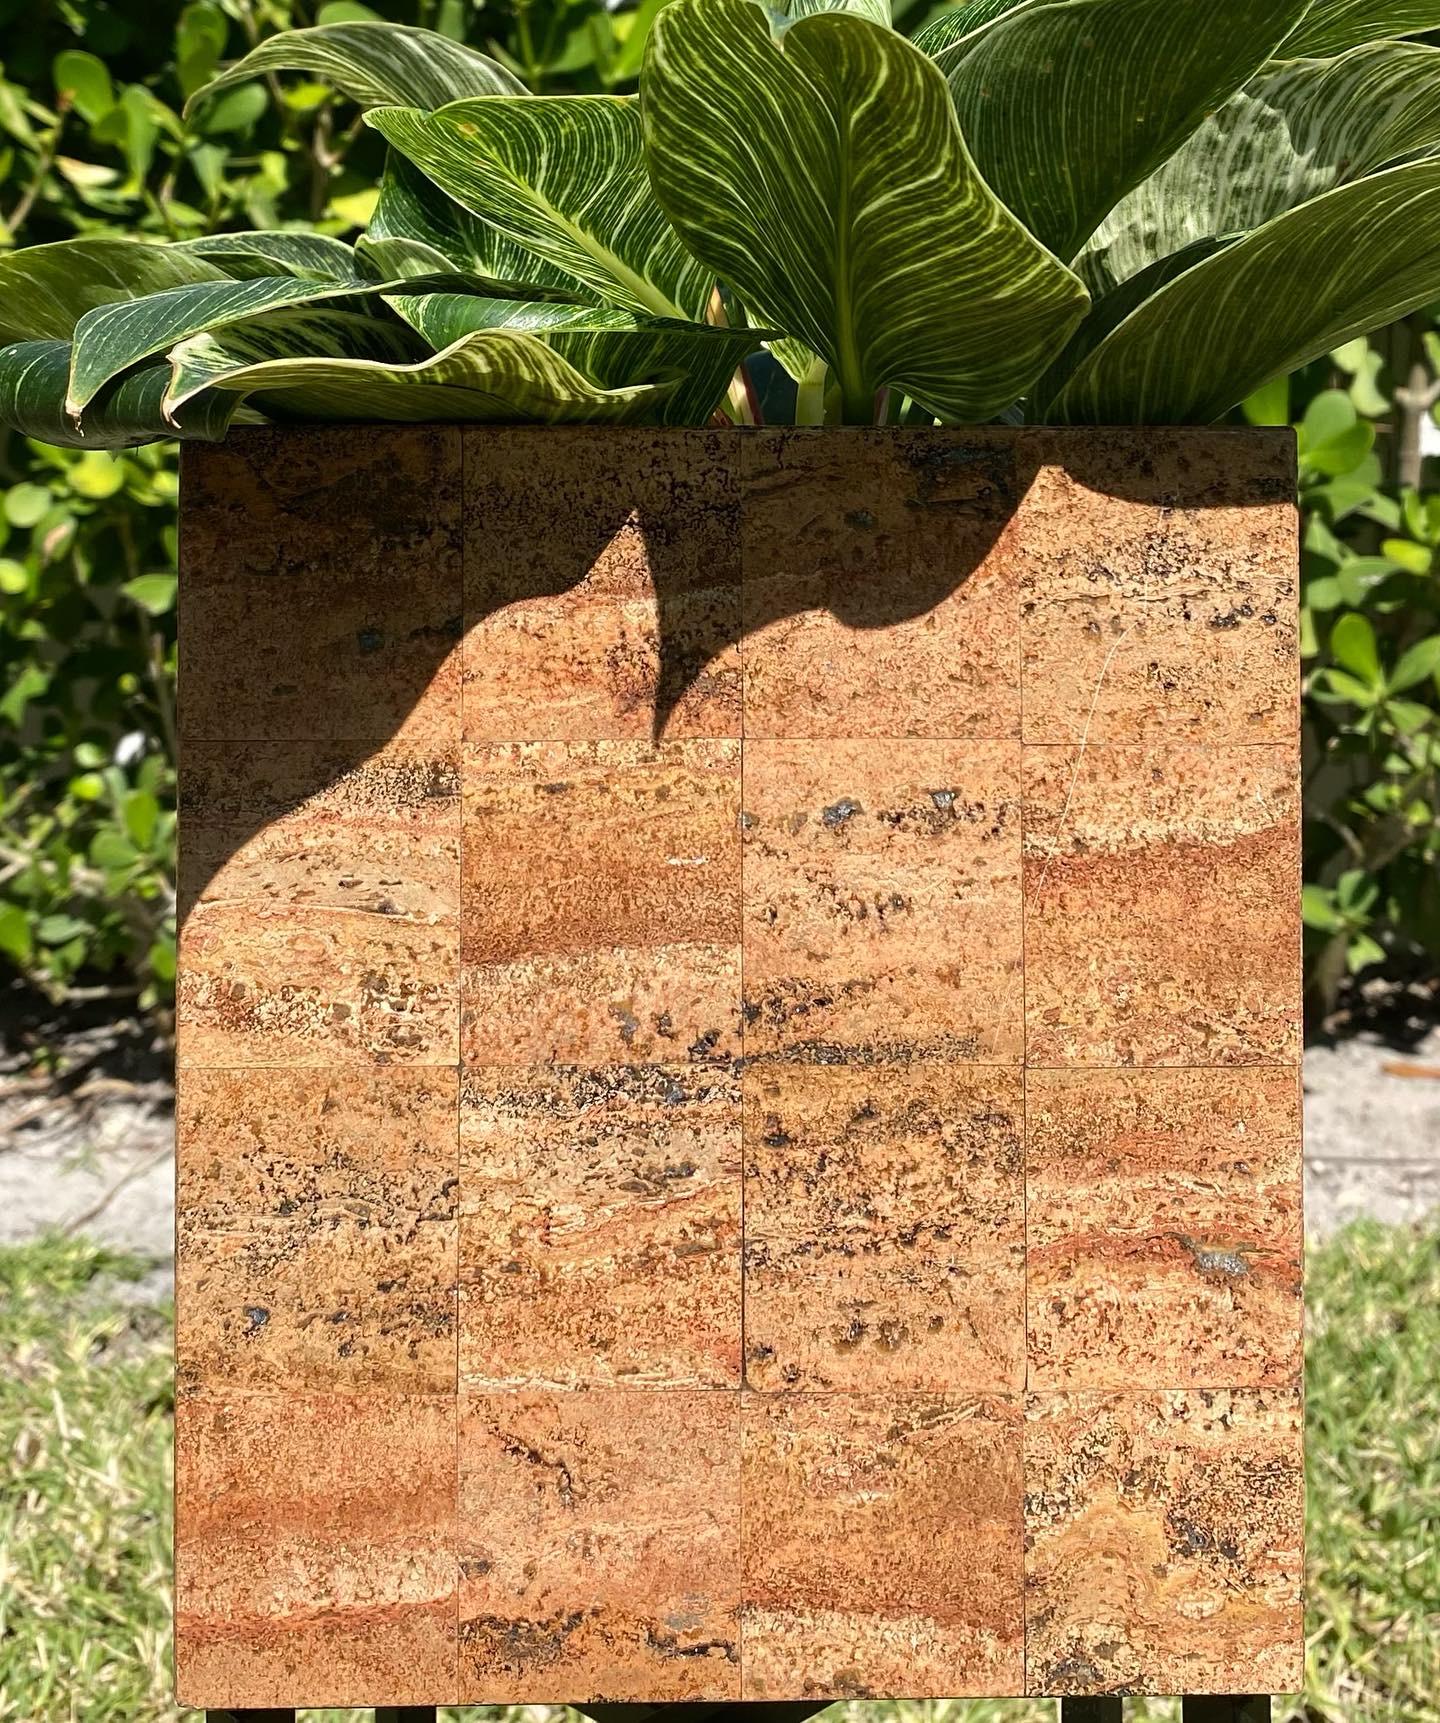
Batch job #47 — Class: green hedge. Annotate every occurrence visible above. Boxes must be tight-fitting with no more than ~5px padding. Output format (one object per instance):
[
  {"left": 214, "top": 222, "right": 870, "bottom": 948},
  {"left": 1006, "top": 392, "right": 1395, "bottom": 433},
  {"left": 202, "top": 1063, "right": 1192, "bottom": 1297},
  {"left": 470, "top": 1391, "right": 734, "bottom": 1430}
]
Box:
[{"left": 1, "top": 0, "right": 1437, "bottom": 1022}]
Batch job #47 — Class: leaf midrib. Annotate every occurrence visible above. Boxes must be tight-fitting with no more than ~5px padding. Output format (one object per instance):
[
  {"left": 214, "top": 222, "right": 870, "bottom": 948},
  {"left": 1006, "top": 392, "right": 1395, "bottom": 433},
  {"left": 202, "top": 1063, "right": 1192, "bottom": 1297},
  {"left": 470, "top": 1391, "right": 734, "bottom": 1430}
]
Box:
[{"left": 461, "top": 130, "right": 687, "bottom": 321}]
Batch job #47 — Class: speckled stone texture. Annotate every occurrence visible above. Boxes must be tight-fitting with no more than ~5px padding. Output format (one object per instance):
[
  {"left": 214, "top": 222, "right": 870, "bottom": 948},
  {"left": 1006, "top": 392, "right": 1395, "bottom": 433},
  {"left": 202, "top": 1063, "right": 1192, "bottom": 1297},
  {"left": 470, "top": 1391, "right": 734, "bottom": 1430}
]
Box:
[{"left": 175, "top": 425, "right": 1302, "bottom": 1707}]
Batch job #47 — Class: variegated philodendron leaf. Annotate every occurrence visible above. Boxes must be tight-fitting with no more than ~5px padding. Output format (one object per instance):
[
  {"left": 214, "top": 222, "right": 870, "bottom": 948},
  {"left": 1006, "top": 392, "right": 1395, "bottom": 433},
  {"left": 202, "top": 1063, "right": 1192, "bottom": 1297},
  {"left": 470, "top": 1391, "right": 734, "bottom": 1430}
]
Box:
[
  {"left": 368, "top": 96, "right": 712, "bottom": 321},
  {"left": 170, "top": 232, "right": 365, "bottom": 282},
  {"left": 386, "top": 291, "right": 763, "bottom": 423},
  {"left": 66, "top": 273, "right": 402, "bottom": 417},
  {"left": 911, "top": 0, "right": 1030, "bottom": 58},
  {"left": 1280, "top": 0, "right": 1440, "bottom": 58},
  {"left": 770, "top": 0, "right": 892, "bottom": 22},
  {"left": 163, "top": 308, "right": 428, "bottom": 415},
  {"left": 641, "top": 0, "right": 1087, "bottom": 422},
  {"left": 1045, "top": 159, "right": 1440, "bottom": 423},
  {"left": 1084, "top": 43, "right": 1440, "bottom": 293},
  {"left": 165, "top": 327, "right": 675, "bottom": 425},
  {"left": 361, "top": 154, "right": 595, "bottom": 301},
  {"left": 186, "top": 20, "right": 522, "bottom": 116},
  {"left": 0, "top": 340, "right": 242, "bottom": 446},
  {"left": 1030, "top": 237, "right": 1235, "bottom": 415},
  {"left": 0, "top": 239, "right": 227, "bottom": 345},
  {"left": 937, "top": 0, "right": 1311, "bottom": 264}
]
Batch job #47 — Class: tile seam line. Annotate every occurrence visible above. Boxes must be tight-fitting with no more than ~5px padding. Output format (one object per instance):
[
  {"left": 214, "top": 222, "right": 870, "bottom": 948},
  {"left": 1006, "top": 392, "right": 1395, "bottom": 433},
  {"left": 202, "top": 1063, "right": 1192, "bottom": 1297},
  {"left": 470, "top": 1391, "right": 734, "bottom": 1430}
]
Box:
[
  {"left": 175, "top": 734, "right": 1303, "bottom": 747},
  {"left": 454, "top": 425, "right": 465, "bottom": 1700},
  {"left": 174, "top": 1059, "right": 1306, "bottom": 1073},
  {"left": 1018, "top": 519, "right": 1031, "bottom": 1698},
  {"left": 737, "top": 434, "right": 747, "bottom": 1700}
]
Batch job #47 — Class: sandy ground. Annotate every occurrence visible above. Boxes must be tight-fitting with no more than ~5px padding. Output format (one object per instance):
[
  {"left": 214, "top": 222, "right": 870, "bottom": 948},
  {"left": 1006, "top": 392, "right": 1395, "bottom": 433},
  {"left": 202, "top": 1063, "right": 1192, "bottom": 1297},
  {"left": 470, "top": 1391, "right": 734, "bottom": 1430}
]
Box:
[{"left": 2, "top": 1023, "right": 1436, "bottom": 1301}]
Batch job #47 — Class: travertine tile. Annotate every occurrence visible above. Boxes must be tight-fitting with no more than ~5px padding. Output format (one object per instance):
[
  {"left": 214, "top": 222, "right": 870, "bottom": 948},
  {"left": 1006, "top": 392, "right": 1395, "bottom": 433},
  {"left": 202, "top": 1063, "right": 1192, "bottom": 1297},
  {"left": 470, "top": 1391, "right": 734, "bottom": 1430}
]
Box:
[
  {"left": 461, "top": 739, "right": 741, "bottom": 1066},
  {"left": 459, "top": 1063, "right": 741, "bottom": 1387},
  {"left": 174, "top": 1391, "right": 456, "bottom": 1709},
  {"left": 1023, "top": 744, "right": 1301, "bottom": 1066},
  {"left": 1024, "top": 1389, "right": 1304, "bottom": 1696},
  {"left": 1026, "top": 1068, "right": 1302, "bottom": 1389},
  {"left": 173, "top": 426, "right": 1305, "bottom": 1707},
  {"left": 741, "top": 1393, "right": 1023, "bottom": 1698},
  {"left": 176, "top": 1067, "right": 458, "bottom": 1396},
  {"left": 742, "top": 741, "right": 1023, "bottom": 1064},
  {"left": 463, "top": 427, "right": 740, "bottom": 739},
  {"left": 743, "top": 1065, "right": 1023, "bottom": 1391},
  {"left": 179, "top": 427, "right": 462, "bottom": 745},
  {"left": 741, "top": 429, "right": 1019, "bottom": 738},
  {"left": 458, "top": 1390, "right": 740, "bottom": 1700},
  {"left": 1017, "top": 428, "right": 1298, "bottom": 744},
  {"left": 177, "top": 741, "right": 460, "bottom": 1067}
]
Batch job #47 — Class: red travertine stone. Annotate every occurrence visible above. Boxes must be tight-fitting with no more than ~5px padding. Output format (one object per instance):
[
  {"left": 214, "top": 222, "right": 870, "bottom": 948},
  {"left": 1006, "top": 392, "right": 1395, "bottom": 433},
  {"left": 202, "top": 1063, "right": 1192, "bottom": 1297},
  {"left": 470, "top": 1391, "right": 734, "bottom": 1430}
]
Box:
[
  {"left": 461, "top": 739, "right": 741, "bottom": 1066},
  {"left": 177, "top": 740, "right": 460, "bottom": 1066},
  {"left": 743, "top": 1064, "right": 1023, "bottom": 1392},
  {"left": 179, "top": 427, "right": 462, "bottom": 745},
  {"left": 742, "top": 740, "right": 1023, "bottom": 1064},
  {"left": 741, "top": 1393, "right": 1023, "bottom": 1698},
  {"left": 457, "top": 1390, "right": 741, "bottom": 1700},
  {"left": 175, "top": 427, "right": 1305, "bottom": 1707},
  {"left": 176, "top": 1067, "right": 458, "bottom": 1395},
  {"left": 174, "top": 1391, "right": 456, "bottom": 1709},
  {"left": 1016, "top": 428, "right": 1298, "bottom": 744},
  {"left": 1024, "top": 1389, "right": 1304, "bottom": 1696},
  {"left": 459, "top": 1063, "right": 741, "bottom": 1387},
  {"left": 1026, "top": 1068, "right": 1303, "bottom": 1390},
  {"left": 1023, "top": 743, "right": 1301, "bottom": 1066},
  {"left": 464, "top": 427, "right": 740, "bottom": 740},
  {"left": 740, "top": 429, "right": 1019, "bottom": 739}
]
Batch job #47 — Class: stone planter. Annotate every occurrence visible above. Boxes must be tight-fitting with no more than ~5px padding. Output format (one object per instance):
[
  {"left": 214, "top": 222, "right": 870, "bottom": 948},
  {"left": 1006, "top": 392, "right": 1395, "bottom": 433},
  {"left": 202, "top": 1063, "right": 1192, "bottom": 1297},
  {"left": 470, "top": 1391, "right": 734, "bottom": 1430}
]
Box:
[{"left": 174, "top": 425, "right": 1304, "bottom": 1709}]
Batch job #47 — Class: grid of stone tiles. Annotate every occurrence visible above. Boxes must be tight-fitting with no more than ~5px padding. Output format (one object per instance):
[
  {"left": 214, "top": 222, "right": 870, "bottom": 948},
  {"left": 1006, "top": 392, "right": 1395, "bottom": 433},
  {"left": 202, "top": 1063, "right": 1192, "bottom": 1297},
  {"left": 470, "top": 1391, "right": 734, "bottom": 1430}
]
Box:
[{"left": 174, "top": 424, "right": 1303, "bottom": 1709}]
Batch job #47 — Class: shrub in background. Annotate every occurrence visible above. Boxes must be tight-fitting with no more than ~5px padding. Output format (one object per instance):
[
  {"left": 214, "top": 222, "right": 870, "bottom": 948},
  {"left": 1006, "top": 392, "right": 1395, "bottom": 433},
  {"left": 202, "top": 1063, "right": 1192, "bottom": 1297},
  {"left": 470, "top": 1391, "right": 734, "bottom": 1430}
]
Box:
[{"left": 0, "top": 0, "right": 1438, "bottom": 1023}]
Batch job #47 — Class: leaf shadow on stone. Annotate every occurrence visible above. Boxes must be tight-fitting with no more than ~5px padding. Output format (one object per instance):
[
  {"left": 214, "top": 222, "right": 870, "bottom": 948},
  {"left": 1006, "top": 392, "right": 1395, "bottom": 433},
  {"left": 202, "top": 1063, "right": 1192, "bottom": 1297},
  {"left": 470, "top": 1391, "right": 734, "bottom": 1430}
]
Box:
[{"left": 174, "top": 422, "right": 1295, "bottom": 937}]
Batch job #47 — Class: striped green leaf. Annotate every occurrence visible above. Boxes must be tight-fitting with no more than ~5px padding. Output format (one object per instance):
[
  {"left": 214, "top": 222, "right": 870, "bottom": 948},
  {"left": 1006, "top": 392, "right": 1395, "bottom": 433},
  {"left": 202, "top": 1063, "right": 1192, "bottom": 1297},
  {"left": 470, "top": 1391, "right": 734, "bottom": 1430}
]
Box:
[
  {"left": 386, "top": 291, "right": 763, "bottom": 423},
  {"left": 937, "top": 0, "right": 1310, "bottom": 263},
  {"left": 0, "top": 340, "right": 242, "bottom": 447},
  {"left": 775, "top": 0, "right": 893, "bottom": 21},
  {"left": 66, "top": 274, "right": 392, "bottom": 417},
  {"left": 368, "top": 96, "right": 711, "bottom": 320},
  {"left": 911, "top": 0, "right": 1029, "bottom": 57},
  {"left": 1084, "top": 43, "right": 1440, "bottom": 292},
  {"left": 0, "top": 239, "right": 226, "bottom": 344},
  {"left": 360, "top": 153, "right": 594, "bottom": 300},
  {"left": 641, "top": 0, "right": 1087, "bottom": 422},
  {"left": 170, "top": 231, "right": 365, "bottom": 281},
  {"left": 1281, "top": 1, "right": 1440, "bottom": 57},
  {"left": 163, "top": 308, "right": 430, "bottom": 414},
  {"left": 1030, "top": 236, "right": 1235, "bottom": 413},
  {"left": 164, "top": 327, "right": 675, "bottom": 425},
  {"left": 1046, "top": 159, "right": 1440, "bottom": 423},
  {"left": 186, "top": 21, "right": 522, "bottom": 116}
]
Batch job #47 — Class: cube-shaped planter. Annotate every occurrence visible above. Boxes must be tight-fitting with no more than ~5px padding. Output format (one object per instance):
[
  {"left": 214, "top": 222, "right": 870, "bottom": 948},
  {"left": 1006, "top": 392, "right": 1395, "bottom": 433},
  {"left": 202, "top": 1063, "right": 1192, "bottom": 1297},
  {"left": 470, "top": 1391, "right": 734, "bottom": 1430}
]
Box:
[{"left": 174, "top": 425, "right": 1304, "bottom": 1709}]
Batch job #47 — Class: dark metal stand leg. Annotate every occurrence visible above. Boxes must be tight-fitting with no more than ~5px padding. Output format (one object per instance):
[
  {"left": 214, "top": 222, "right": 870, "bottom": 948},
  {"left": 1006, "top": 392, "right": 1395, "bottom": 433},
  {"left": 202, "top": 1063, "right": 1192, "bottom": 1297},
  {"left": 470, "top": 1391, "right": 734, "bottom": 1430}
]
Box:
[
  {"left": 1183, "top": 1698, "right": 1272, "bottom": 1723},
  {"left": 204, "top": 1712, "right": 297, "bottom": 1722},
  {"left": 578, "top": 1707, "right": 829, "bottom": 1723},
  {"left": 1061, "top": 1701, "right": 1125, "bottom": 1723}
]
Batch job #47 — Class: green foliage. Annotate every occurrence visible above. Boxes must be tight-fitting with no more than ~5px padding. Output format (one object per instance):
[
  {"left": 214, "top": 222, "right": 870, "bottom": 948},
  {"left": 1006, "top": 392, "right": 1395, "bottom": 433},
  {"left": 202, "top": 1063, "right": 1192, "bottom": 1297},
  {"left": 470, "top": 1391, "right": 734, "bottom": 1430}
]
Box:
[
  {"left": 9, "top": 1, "right": 1440, "bottom": 439},
  {"left": 0, "top": 1234, "right": 174, "bottom": 1721},
  {"left": 1304, "top": 1220, "right": 1440, "bottom": 1720},
  {"left": 1262, "top": 320, "right": 1440, "bottom": 1003},
  {"left": 0, "top": 0, "right": 1438, "bottom": 1014}
]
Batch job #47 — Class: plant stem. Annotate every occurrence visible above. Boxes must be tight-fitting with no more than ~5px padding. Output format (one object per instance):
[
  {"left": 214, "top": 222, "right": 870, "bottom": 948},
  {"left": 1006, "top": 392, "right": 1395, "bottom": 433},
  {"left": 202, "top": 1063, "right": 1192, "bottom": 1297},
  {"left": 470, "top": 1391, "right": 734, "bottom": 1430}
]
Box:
[
  {"left": 795, "top": 359, "right": 827, "bottom": 426},
  {"left": 840, "top": 375, "right": 873, "bottom": 425}
]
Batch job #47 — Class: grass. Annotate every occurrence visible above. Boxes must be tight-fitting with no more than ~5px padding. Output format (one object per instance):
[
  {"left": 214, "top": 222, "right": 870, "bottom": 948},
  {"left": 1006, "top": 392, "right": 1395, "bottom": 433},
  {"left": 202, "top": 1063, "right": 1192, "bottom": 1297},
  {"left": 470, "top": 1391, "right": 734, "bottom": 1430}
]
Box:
[{"left": 0, "top": 1224, "right": 1435, "bottom": 1723}]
